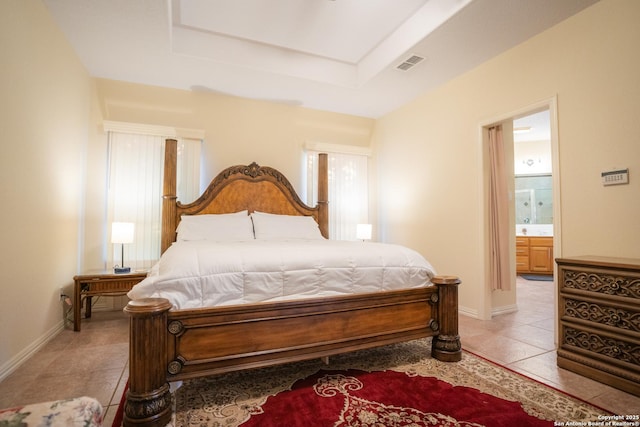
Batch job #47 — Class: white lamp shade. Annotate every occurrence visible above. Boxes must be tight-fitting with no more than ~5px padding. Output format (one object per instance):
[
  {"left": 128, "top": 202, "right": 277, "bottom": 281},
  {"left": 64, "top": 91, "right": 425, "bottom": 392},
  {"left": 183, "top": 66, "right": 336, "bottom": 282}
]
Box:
[
  {"left": 111, "top": 222, "right": 135, "bottom": 244},
  {"left": 356, "top": 223, "right": 372, "bottom": 240}
]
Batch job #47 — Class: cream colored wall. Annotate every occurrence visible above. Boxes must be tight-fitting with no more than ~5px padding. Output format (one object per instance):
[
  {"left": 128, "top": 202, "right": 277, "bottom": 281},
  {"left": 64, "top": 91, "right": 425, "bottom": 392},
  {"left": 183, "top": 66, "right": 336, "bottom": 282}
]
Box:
[
  {"left": 372, "top": 0, "right": 640, "bottom": 319},
  {"left": 95, "top": 80, "right": 374, "bottom": 180},
  {"left": 0, "top": 1, "right": 94, "bottom": 378},
  {"left": 82, "top": 79, "right": 375, "bottom": 270}
]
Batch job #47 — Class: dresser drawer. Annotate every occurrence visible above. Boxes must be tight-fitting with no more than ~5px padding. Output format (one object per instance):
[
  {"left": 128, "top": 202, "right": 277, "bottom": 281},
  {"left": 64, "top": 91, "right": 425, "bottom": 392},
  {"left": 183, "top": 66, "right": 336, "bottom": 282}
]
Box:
[
  {"left": 562, "top": 297, "right": 640, "bottom": 337},
  {"left": 561, "top": 266, "right": 640, "bottom": 301},
  {"left": 560, "top": 325, "right": 640, "bottom": 374}
]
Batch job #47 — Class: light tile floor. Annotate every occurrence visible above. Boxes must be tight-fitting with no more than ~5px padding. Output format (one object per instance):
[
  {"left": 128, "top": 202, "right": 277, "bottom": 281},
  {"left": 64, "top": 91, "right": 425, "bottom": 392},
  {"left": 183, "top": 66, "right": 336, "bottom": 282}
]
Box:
[
  {"left": 460, "top": 276, "right": 640, "bottom": 414},
  {"left": 0, "top": 277, "right": 638, "bottom": 426},
  {"left": 0, "top": 310, "right": 129, "bottom": 426}
]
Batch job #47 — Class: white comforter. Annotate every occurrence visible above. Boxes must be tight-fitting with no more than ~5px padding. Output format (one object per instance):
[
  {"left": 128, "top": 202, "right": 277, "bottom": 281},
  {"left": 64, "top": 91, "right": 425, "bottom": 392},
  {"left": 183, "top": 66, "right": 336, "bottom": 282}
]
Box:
[{"left": 127, "top": 239, "right": 436, "bottom": 309}]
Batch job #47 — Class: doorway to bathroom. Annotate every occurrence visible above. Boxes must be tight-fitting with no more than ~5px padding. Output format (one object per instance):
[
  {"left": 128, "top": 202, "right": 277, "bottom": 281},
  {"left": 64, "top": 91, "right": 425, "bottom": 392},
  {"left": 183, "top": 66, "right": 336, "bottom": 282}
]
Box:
[
  {"left": 481, "top": 97, "right": 561, "bottom": 320},
  {"left": 513, "top": 109, "right": 555, "bottom": 281}
]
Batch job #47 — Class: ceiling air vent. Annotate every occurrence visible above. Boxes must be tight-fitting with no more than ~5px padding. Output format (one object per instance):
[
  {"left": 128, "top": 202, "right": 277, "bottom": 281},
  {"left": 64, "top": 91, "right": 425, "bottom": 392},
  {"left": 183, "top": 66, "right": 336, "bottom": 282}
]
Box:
[{"left": 396, "top": 54, "right": 425, "bottom": 71}]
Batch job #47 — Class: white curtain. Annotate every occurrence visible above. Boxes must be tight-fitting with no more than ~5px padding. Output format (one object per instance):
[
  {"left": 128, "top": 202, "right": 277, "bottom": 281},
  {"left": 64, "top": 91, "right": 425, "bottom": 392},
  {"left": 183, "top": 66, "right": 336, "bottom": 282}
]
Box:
[
  {"left": 306, "top": 151, "right": 369, "bottom": 240},
  {"left": 107, "top": 133, "right": 201, "bottom": 270}
]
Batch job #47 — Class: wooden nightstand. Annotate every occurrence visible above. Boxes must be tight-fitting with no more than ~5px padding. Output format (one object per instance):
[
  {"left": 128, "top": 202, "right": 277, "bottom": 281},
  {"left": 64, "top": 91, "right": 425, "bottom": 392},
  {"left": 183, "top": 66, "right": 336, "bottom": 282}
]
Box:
[{"left": 73, "top": 270, "right": 147, "bottom": 331}]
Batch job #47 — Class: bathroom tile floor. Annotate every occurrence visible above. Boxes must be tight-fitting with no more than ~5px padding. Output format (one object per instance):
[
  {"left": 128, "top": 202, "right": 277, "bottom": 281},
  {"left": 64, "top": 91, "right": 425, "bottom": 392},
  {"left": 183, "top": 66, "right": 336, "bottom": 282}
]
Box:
[{"left": 0, "top": 276, "right": 638, "bottom": 426}]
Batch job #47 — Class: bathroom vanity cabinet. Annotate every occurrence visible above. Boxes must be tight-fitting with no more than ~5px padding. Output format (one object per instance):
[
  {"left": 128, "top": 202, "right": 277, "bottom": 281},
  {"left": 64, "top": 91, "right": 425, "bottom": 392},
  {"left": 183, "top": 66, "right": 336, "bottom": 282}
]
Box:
[
  {"left": 556, "top": 256, "right": 640, "bottom": 396},
  {"left": 516, "top": 236, "right": 553, "bottom": 275}
]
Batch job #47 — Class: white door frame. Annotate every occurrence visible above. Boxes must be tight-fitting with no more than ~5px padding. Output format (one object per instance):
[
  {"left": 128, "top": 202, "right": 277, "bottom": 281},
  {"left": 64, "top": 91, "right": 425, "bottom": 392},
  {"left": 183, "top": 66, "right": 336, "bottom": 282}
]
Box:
[{"left": 478, "top": 96, "right": 561, "bottom": 332}]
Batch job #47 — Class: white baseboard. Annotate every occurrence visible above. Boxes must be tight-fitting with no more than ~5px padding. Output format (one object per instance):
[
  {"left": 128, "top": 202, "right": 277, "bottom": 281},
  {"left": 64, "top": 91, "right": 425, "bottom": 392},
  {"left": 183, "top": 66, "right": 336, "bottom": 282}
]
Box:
[
  {"left": 458, "top": 305, "right": 478, "bottom": 318},
  {"left": 458, "top": 304, "right": 518, "bottom": 319},
  {"left": 0, "top": 320, "right": 65, "bottom": 382},
  {"left": 492, "top": 303, "right": 518, "bottom": 316}
]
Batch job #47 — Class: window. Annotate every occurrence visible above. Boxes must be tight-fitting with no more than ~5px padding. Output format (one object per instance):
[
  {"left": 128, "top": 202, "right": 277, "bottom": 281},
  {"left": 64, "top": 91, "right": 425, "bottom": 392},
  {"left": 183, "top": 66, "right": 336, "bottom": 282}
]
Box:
[
  {"left": 106, "top": 125, "right": 202, "bottom": 270},
  {"left": 305, "top": 145, "right": 370, "bottom": 240}
]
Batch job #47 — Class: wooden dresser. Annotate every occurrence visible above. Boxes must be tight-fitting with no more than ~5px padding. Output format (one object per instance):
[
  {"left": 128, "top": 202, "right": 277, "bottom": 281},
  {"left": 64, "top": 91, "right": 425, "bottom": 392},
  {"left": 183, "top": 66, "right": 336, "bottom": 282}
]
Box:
[{"left": 556, "top": 256, "right": 640, "bottom": 396}]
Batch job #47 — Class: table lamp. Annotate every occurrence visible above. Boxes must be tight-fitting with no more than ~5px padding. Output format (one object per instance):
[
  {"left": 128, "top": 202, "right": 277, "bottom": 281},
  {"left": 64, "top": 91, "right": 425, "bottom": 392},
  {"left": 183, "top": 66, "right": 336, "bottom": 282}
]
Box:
[
  {"left": 356, "top": 223, "right": 372, "bottom": 242},
  {"left": 112, "top": 222, "right": 134, "bottom": 273}
]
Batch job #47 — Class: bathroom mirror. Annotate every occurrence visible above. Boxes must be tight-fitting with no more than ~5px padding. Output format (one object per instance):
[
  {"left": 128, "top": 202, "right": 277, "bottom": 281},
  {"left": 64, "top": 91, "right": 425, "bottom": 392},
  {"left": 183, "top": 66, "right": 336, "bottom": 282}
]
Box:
[{"left": 515, "top": 174, "right": 553, "bottom": 224}]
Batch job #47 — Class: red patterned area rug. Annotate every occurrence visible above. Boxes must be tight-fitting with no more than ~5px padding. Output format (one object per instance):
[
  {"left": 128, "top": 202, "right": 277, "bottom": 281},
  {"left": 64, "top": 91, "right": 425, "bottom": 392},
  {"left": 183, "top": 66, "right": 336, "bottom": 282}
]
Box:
[{"left": 173, "top": 339, "right": 608, "bottom": 426}]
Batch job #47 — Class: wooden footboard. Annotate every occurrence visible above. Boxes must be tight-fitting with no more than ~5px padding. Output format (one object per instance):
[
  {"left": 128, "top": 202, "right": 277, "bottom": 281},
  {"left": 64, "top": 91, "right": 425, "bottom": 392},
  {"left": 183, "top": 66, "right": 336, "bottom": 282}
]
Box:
[{"left": 122, "top": 276, "right": 460, "bottom": 427}]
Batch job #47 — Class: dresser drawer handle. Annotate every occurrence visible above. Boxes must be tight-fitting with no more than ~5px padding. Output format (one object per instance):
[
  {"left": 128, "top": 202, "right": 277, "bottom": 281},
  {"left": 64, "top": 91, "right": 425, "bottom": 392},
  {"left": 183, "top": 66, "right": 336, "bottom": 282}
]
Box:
[
  {"left": 611, "top": 346, "right": 621, "bottom": 355},
  {"left": 610, "top": 314, "right": 621, "bottom": 324},
  {"left": 613, "top": 278, "right": 627, "bottom": 290}
]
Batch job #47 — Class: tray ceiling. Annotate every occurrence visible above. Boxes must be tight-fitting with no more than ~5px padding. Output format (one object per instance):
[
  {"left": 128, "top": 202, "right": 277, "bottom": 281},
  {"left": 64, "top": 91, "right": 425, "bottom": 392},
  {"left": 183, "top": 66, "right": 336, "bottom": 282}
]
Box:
[{"left": 43, "top": 0, "right": 599, "bottom": 117}]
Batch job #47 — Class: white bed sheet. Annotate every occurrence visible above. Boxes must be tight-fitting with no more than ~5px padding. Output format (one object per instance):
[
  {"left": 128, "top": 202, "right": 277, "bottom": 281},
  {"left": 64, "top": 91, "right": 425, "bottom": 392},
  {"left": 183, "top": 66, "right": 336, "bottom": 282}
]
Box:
[{"left": 127, "top": 239, "right": 436, "bottom": 309}]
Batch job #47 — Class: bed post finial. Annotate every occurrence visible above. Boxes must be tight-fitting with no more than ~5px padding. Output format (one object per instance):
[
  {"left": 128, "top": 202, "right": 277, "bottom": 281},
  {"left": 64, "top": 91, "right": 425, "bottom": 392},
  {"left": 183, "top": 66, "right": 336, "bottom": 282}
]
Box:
[
  {"left": 317, "top": 153, "right": 329, "bottom": 239},
  {"left": 161, "top": 139, "right": 178, "bottom": 254}
]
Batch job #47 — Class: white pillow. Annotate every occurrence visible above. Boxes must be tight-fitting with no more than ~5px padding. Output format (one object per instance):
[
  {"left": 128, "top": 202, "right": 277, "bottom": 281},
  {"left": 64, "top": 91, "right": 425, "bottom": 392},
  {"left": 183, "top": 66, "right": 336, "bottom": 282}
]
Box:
[
  {"left": 251, "top": 211, "right": 324, "bottom": 240},
  {"left": 176, "top": 211, "right": 254, "bottom": 241}
]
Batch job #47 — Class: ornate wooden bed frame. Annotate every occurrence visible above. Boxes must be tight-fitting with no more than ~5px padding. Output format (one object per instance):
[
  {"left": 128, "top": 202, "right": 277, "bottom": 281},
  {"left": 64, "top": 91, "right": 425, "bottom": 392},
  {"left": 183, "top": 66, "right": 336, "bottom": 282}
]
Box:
[{"left": 123, "top": 139, "right": 461, "bottom": 427}]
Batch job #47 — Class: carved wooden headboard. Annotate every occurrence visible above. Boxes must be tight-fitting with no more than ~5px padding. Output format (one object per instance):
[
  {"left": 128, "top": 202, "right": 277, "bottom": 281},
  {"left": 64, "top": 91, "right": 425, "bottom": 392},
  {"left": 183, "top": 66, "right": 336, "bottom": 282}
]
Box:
[{"left": 161, "top": 139, "right": 328, "bottom": 253}]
